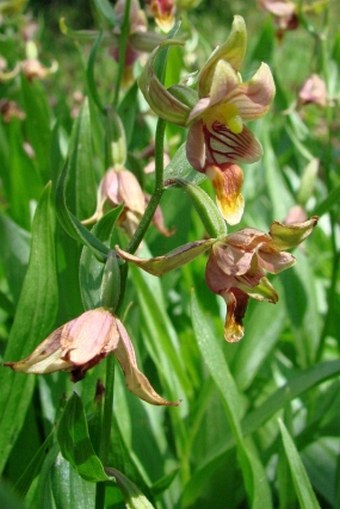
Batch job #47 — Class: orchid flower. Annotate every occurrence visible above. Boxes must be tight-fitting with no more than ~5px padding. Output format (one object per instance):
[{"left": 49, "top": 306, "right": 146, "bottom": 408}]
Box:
[
  {"left": 139, "top": 15, "right": 275, "bottom": 224},
  {"left": 116, "top": 217, "right": 317, "bottom": 343},
  {"left": 4, "top": 308, "right": 178, "bottom": 406},
  {"left": 298, "top": 74, "right": 327, "bottom": 107},
  {"left": 82, "top": 165, "right": 172, "bottom": 237},
  {"left": 205, "top": 217, "right": 318, "bottom": 341},
  {"left": 146, "top": 0, "right": 176, "bottom": 32}
]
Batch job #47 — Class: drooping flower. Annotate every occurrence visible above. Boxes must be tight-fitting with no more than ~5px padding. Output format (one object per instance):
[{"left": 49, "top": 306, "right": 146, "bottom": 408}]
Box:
[
  {"left": 116, "top": 217, "right": 318, "bottom": 343},
  {"left": 139, "top": 15, "right": 275, "bottom": 224},
  {"left": 298, "top": 74, "right": 327, "bottom": 108},
  {"left": 82, "top": 165, "right": 172, "bottom": 237},
  {"left": 4, "top": 308, "right": 178, "bottom": 406},
  {"left": 205, "top": 217, "right": 318, "bottom": 341},
  {"left": 258, "top": 0, "right": 298, "bottom": 36}
]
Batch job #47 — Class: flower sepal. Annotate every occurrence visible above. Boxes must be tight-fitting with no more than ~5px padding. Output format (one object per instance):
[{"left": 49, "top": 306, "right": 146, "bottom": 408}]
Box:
[
  {"left": 116, "top": 239, "right": 215, "bottom": 276},
  {"left": 268, "top": 216, "right": 318, "bottom": 250},
  {"left": 138, "top": 40, "right": 191, "bottom": 125}
]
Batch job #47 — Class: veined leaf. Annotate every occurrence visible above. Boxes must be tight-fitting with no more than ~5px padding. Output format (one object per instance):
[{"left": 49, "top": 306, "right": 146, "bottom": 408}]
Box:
[
  {"left": 0, "top": 184, "right": 58, "bottom": 474},
  {"left": 57, "top": 392, "right": 108, "bottom": 482}
]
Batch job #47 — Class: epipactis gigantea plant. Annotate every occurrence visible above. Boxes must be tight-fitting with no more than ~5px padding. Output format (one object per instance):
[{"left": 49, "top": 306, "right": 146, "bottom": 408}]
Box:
[
  {"left": 117, "top": 217, "right": 318, "bottom": 342},
  {"left": 139, "top": 15, "right": 275, "bottom": 224}
]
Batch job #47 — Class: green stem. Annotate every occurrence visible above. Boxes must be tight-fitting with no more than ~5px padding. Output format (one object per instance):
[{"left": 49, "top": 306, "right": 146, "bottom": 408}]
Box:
[
  {"left": 95, "top": 354, "right": 115, "bottom": 509},
  {"left": 116, "top": 118, "right": 166, "bottom": 313},
  {"left": 113, "top": 0, "right": 131, "bottom": 108},
  {"left": 126, "top": 118, "right": 166, "bottom": 254}
]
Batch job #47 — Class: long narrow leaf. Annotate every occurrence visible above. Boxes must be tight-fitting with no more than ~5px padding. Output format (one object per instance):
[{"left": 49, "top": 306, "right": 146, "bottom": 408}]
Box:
[
  {"left": 191, "top": 292, "right": 273, "bottom": 509},
  {"left": 0, "top": 184, "right": 58, "bottom": 474},
  {"left": 278, "top": 419, "right": 321, "bottom": 509}
]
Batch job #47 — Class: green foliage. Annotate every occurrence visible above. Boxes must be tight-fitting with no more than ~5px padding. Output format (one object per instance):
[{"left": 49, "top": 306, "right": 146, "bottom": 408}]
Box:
[{"left": 0, "top": 1, "right": 339, "bottom": 508}]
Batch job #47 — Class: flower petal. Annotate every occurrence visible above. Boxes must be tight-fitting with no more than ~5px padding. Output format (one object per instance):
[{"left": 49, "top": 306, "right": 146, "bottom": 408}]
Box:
[
  {"left": 227, "top": 63, "right": 276, "bottom": 120},
  {"left": 61, "top": 309, "right": 117, "bottom": 366},
  {"left": 186, "top": 121, "right": 206, "bottom": 171},
  {"left": 203, "top": 122, "right": 263, "bottom": 166},
  {"left": 259, "top": 0, "right": 296, "bottom": 17},
  {"left": 198, "top": 15, "right": 247, "bottom": 96},
  {"left": 188, "top": 60, "right": 240, "bottom": 123},
  {"left": 238, "top": 275, "right": 279, "bottom": 302},
  {"left": 205, "top": 254, "right": 236, "bottom": 294},
  {"left": 258, "top": 249, "right": 296, "bottom": 273},
  {"left": 268, "top": 216, "right": 318, "bottom": 250},
  {"left": 4, "top": 331, "right": 69, "bottom": 374},
  {"left": 115, "top": 320, "right": 179, "bottom": 406},
  {"left": 222, "top": 288, "right": 249, "bottom": 342},
  {"left": 206, "top": 164, "right": 245, "bottom": 225},
  {"left": 211, "top": 235, "right": 254, "bottom": 276}
]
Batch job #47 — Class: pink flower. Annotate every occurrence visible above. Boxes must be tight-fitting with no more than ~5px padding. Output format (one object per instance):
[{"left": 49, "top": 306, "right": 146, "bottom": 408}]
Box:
[
  {"left": 139, "top": 16, "right": 275, "bottom": 224},
  {"left": 205, "top": 217, "right": 318, "bottom": 342},
  {"left": 115, "top": 217, "right": 317, "bottom": 343},
  {"left": 298, "top": 74, "right": 327, "bottom": 108},
  {"left": 4, "top": 308, "right": 178, "bottom": 406},
  {"left": 258, "top": 0, "right": 298, "bottom": 36},
  {"left": 83, "top": 165, "right": 172, "bottom": 237}
]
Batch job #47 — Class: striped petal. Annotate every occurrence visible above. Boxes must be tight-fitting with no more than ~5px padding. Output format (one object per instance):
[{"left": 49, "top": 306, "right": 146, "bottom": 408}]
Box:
[{"left": 203, "top": 121, "right": 263, "bottom": 165}]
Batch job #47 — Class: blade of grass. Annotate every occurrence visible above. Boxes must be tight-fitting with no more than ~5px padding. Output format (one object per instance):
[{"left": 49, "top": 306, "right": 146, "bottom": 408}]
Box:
[{"left": 278, "top": 419, "right": 321, "bottom": 509}]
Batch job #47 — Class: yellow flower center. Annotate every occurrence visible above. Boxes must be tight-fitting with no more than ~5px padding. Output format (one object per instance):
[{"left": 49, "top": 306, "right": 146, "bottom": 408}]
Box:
[{"left": 203, "top": 103, "right": 243, "bottom": 134}]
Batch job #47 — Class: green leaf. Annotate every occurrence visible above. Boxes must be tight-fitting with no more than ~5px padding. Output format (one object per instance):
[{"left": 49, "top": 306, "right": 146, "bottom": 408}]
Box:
[
  {"left": 243, "top": 360, "right": 340, "bottom": 436},
  {"left": 79, "top": 206, "right": 123, "bottom": 309},
  {"left": 86, "top": 32, "right": 105, "bottom": 113},
  {"left": 313, "top": 184, "right": 340, "bottom": 216},
  {"left": 0, "top": 183, "right": 58, "bottom": 474},
  {"left": 50, "top": 453, "right": 96, "bottom": 509},
  {"left": 0, "top": 481, "right": 27, "bottom": 509},
  {"left": 20, "top": 75, "right": 51, "bottom": 182},
  {"left": 106, "top": 468, "right": 155, "bottom": 509},
  {"left": 164, "top": 144, "right": 204, "bottom": 184},
  {"left": 118, "top": 83, "right": 139, "bottom": 146},
  {"left": 69, "top": 98, "right": 97, "bottom": 220},
  {"left": 0, "top": 213, "right": 30, "bottom": 304},
  {"left": 278, "top": 419, "right": 321, "bottom": 509},
  {"left": 57, "top": 392, "right": 108, "bottom": 482},
  {"left": 191, "top": 292, "right": 273, "bottom": 509},
  {"left": 57, "top": 393, "right": 155, "bottom": 507},
  {"left": 92, "top": 0, "right": 117, "bottom": 27},
  {"left": 232, "top": 298, "right": 286, "bottom": 390},
  {"left": 172, "top": 179, "right": 227, "bottom": 237},
  {"left": 262, "top": 129, "right": 294, "bottom": 219},
  {"left": 55, "top": 161, "right": 109, "bottom": 262}
]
